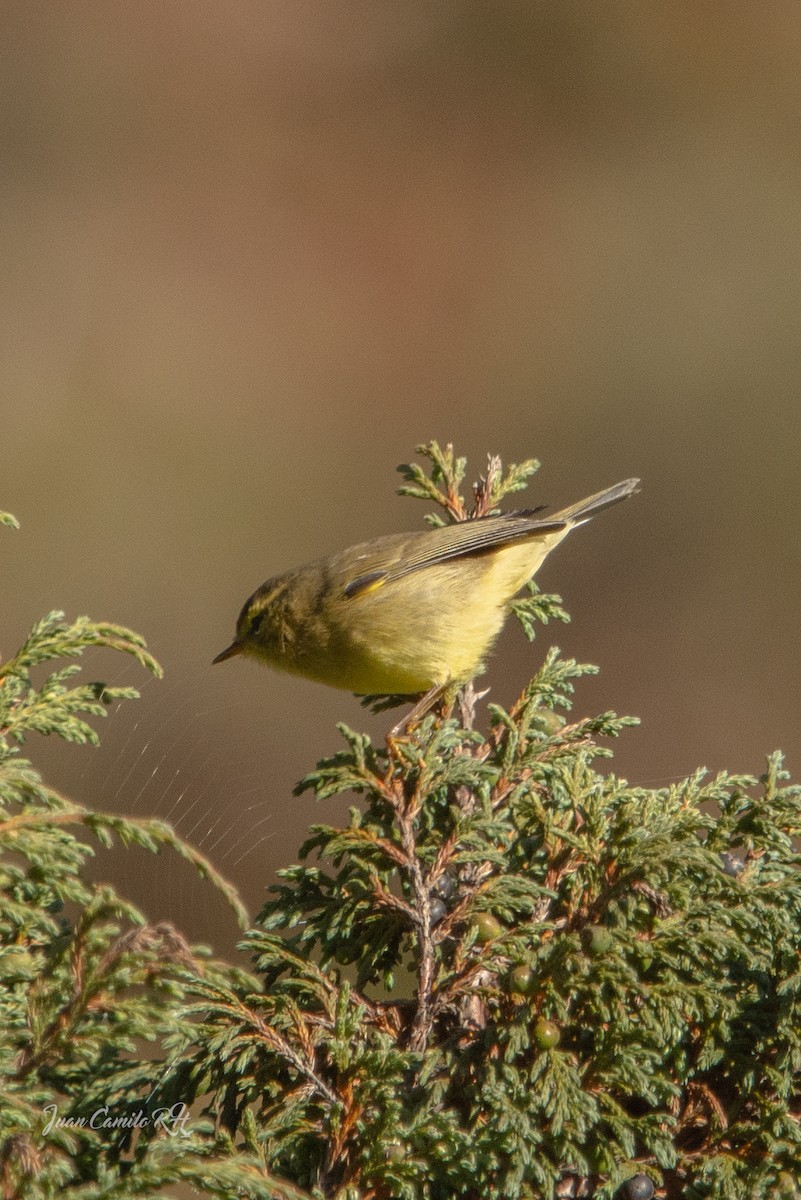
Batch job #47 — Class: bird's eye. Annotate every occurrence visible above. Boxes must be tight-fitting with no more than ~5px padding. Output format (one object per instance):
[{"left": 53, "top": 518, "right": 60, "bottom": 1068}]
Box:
[{"left": 249, "top": 611, "right": 264, "bottom": 636}]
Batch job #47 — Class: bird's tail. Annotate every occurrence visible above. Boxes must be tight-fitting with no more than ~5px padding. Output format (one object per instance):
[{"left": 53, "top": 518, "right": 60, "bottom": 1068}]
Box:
[{"left": 553, "top": 478, "right": 640, "bottom": 525}]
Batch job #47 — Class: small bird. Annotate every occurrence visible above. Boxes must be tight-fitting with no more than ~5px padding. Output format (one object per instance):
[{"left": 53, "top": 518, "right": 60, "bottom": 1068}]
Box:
[{"left": 213, "top": 478, "right": 639, "bottom": 714}]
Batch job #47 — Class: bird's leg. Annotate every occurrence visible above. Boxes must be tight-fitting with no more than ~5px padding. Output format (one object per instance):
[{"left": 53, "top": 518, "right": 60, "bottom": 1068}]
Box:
[{"left": 390, "top": 683, "right": 449, "bottom": 736}]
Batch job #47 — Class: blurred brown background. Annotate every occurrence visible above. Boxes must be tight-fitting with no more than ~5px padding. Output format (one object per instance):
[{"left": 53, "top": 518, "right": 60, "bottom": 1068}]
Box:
[{"left": 3, "top": 2, "right": 800, "bottom": 953}]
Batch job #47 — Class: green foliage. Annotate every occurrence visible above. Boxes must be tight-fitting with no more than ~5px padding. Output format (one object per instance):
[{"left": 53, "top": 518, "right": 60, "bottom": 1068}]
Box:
[
  {"left": 227, "top": 697, "right": 800, "bottom": 1199},
  {"left": 0, "top": 519, "right": 271, "bottom": 1198},
  {"left": 4, "top": 446, "right": 801, "bottom": 1200},
  {"left": 396, "top": 440, "right": 541, "bottom": 527}
]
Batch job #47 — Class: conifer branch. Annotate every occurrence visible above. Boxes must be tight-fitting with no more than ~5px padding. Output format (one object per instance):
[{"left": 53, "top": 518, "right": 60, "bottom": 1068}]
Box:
[{"left": 4, "top": 454, "right": 800, "bottom": 1200}]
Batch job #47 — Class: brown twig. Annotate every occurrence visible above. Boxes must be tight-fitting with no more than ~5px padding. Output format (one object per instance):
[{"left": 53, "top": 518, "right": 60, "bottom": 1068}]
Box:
[
  {"left": 228, "top": 998, "right": 339, "bottom": 1109},
  {"left": 471, "top": 454, "right": 503, "bottom": 517}
]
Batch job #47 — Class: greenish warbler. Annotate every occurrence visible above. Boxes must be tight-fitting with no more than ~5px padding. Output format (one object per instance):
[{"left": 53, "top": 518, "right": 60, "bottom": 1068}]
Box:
[{"left": 213, "top": 478, "right": 639, "bottom": 710}]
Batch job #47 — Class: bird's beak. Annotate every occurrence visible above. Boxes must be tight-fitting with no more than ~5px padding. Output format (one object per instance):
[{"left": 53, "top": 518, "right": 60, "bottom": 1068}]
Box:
[{"left": 212, "top": 640, "right": 243, "bottom": 664}]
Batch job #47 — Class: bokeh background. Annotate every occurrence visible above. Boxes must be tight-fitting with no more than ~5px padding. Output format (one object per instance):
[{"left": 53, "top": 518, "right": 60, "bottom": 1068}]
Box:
[{"left": 3, "top": 2, "right": 800, "bottom": 954}]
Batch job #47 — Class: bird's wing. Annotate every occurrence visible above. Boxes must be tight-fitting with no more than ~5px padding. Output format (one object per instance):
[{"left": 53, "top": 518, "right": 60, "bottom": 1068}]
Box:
[
  {"left": 342, "top": 479, "right": 640, "bottom": 599},
  {"left": 343, "top": 509, "right": 566, "bottom": 599}
]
